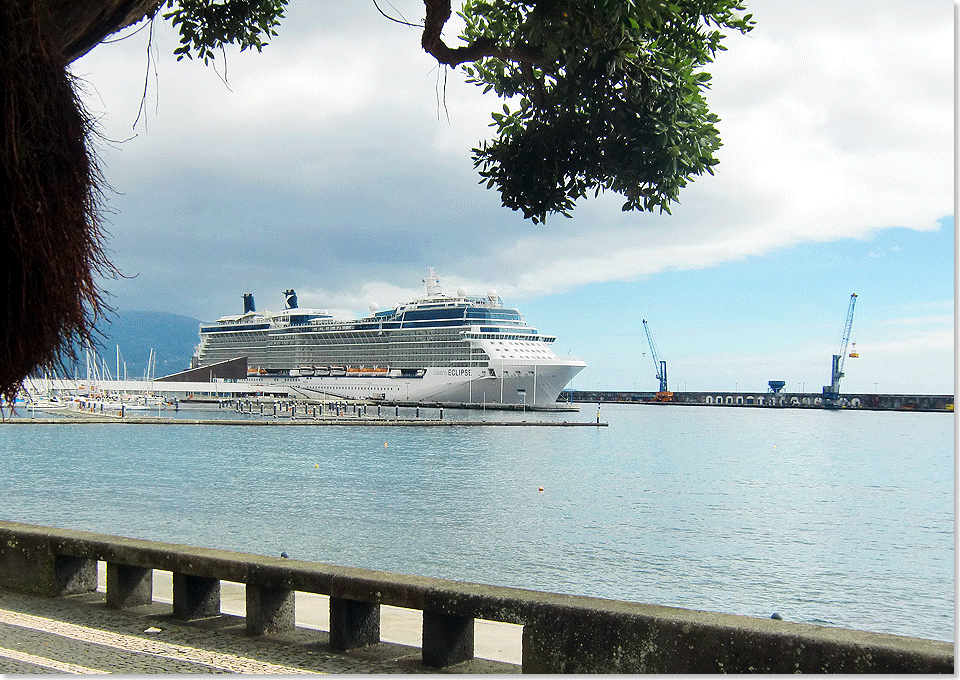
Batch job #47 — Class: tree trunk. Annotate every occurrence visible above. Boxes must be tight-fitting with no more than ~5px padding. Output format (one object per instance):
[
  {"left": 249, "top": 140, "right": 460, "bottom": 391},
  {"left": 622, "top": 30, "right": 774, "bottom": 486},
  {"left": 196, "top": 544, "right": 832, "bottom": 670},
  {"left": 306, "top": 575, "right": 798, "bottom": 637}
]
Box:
[{"left": 40, "top": 0, "right": 163, "bottom": 62}]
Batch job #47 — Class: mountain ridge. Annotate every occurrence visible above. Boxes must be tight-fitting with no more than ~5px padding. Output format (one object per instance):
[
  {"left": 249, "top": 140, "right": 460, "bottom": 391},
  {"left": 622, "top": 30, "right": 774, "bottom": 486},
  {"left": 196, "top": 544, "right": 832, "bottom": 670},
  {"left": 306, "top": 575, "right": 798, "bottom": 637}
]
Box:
[{"left": 79, "top": 310, "right": 204, "bottom": 379}]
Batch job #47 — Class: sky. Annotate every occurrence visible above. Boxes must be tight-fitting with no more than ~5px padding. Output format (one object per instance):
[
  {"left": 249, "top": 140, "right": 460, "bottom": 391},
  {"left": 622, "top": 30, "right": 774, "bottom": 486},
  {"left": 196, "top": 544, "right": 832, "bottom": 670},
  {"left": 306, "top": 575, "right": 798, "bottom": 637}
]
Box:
[{"left": 70, "top": 0, "right": 954, "bottom": 395}]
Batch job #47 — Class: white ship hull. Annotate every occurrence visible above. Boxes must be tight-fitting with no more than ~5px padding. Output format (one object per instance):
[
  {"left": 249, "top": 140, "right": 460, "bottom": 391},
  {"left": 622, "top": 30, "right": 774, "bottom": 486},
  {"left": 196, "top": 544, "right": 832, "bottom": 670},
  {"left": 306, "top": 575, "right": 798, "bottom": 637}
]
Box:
[{"left": 248, "top": 359, "right": 584, "bottom": 406}]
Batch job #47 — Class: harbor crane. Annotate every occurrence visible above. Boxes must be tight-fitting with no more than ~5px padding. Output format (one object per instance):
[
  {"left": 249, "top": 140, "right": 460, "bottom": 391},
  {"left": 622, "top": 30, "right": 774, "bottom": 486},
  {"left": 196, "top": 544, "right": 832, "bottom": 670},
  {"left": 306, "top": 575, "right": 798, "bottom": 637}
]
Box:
[
  {"left": 642, "top": 319, "right": 672, "bottom": 401},
  {"left": 823, "top": 293, "right": 858, "bottom": 403}
]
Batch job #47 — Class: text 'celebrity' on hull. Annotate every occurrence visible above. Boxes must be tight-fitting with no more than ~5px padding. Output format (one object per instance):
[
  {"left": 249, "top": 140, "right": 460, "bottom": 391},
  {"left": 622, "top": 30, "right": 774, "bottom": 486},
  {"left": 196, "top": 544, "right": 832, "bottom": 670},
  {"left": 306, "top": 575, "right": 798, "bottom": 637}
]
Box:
[{"left": 191, "top": 269, "right": 586, "bottom": 407}]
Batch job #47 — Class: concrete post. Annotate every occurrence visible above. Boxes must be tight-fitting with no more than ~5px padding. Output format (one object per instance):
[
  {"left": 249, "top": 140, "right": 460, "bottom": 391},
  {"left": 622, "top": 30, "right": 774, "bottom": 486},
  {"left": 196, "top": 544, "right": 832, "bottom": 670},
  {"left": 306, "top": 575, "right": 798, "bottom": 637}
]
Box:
[
  {"left": 105, "top": 564, "right": 153, "bottom": 608},
  {"left": 422, "top": 611, "right": 474, "bottom": 668},
  {"left": 246, "top": 584, "right": 295, "bottom": 635},
  {"left": 172, "top": 573, "right": 221, "bottom": 621},
  {"left": 329, "top": 597, "right": 380, "bottom": 650},
  {"left": 0, "top": 535, "right": 49, "bottom": 594},
  {"left": 0, "top": 531, "right": 96, "bottom": 597},
  {"left": 52, "top": 555, "right": 98, "bottom": 597}
]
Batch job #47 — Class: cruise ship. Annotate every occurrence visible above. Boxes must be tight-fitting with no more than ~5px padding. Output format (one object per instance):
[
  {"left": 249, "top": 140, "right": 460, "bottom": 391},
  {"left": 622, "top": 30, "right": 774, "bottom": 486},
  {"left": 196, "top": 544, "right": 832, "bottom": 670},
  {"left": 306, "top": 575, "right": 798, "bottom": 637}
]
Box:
[{"left": 193, "top": 270, "right": 585, "bottom": 406}]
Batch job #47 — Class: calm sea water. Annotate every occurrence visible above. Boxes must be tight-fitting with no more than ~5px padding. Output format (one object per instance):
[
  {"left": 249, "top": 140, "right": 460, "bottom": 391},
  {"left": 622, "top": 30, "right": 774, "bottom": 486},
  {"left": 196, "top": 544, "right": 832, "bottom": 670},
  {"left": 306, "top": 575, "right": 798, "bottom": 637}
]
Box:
[{"left": 0, "top": 404, "right": 953, "bottom": 642}]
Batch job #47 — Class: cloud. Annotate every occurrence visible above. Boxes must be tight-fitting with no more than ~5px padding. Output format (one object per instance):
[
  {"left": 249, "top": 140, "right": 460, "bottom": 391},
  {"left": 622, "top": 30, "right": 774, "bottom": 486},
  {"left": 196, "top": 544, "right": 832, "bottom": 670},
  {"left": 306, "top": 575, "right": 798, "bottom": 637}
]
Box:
[{"left": 72, "top": 0, "right": 953, "bottom": 320}]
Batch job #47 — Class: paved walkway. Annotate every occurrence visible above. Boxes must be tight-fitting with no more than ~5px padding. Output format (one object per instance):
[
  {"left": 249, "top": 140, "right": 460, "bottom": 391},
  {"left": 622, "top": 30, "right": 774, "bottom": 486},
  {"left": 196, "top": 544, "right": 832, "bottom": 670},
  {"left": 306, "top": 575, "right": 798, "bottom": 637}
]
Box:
[{"left": 0, "top": 586, "right": 520, "bottom": 674}]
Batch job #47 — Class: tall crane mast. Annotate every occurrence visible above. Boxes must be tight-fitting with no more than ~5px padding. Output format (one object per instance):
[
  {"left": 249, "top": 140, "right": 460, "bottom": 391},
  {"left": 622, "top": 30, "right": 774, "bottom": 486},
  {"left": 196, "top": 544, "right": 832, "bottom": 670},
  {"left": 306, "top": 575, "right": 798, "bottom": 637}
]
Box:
[
  {"left": 823, "top": 293, "right": 857, "bottom": 399},
  {"left": 642, "top": 319, "right": 669, "bottom": 394}
]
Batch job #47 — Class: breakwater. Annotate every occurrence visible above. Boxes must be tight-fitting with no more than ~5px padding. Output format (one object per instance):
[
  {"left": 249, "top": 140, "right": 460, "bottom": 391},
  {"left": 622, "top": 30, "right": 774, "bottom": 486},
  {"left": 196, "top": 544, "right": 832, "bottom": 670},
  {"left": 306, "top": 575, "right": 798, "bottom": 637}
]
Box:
[
  {"left": 0, "top": 521, "right": 950, "bottom": 673},
  {"left": 562, "top": 390, "right": 954, "bottom": 412}
]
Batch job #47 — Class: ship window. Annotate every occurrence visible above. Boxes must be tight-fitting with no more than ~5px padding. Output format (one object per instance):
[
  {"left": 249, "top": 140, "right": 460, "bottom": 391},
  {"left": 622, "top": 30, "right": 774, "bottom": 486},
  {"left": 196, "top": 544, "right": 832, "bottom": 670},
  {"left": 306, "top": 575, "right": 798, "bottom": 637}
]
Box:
[
  {"left": 465, "top": 309, "right": 523, "bottom": 322},
  {"left": 401, "top": 308, "right": 466, "bottom": 322}
]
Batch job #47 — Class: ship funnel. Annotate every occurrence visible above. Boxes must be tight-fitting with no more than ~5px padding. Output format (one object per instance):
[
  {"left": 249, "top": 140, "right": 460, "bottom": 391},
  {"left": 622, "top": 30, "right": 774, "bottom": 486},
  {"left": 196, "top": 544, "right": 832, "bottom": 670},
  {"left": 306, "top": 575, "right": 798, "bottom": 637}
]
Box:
[
  {"left": 242, "top": 293, "right": 256, "bottom": 314},
  {"left": 284, "top": 289, "right": 298, "bottom": 309}
]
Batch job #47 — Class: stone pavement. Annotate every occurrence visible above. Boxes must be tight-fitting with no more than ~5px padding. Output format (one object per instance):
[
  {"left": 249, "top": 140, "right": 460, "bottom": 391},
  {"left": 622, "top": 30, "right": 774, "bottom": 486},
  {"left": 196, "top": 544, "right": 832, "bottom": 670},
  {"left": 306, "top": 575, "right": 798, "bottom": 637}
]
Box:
[{"left": 0, "top": 585, "right": 521, "bottom": 674}]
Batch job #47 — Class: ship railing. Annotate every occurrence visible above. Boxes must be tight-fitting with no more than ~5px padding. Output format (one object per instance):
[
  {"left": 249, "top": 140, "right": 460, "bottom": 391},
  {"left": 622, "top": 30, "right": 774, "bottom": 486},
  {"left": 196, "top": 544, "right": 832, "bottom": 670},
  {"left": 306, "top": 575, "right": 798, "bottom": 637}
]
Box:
[{"left": 0, "top": 521, "right": 950, "bottom": 674}]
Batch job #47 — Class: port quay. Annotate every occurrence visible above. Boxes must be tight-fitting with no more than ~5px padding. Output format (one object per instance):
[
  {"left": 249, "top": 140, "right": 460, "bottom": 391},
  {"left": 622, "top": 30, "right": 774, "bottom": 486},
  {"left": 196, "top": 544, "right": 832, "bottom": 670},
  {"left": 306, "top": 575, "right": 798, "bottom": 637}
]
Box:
[
  {"left": 0, "top": 521, "right": 951, "bottom": 674},
  {"left": 19, "top": 378, "right": 955, "bottom": 413}
]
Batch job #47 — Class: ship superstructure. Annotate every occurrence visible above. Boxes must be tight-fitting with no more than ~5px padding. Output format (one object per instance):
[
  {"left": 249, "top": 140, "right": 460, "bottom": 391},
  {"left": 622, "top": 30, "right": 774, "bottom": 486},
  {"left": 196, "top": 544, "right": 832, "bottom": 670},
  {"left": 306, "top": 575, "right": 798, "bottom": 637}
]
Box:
[{"left": 193, "top": 269, "right": 585, "bottom": 405}]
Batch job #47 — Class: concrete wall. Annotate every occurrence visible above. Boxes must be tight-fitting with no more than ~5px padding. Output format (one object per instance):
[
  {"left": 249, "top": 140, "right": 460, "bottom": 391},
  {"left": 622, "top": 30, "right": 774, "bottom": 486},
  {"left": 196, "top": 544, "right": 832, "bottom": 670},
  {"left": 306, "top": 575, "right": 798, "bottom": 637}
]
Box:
[{"left": 0, "top": 521, "right": 951, "bottom": 673}]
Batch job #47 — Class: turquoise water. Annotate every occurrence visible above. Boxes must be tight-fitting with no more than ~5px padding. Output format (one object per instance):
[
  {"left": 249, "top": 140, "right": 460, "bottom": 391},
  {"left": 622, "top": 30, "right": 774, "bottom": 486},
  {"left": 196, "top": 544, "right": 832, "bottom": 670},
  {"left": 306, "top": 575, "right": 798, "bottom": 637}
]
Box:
[{"left": 0, "top": 404, "right": 953, "bottom": 642}]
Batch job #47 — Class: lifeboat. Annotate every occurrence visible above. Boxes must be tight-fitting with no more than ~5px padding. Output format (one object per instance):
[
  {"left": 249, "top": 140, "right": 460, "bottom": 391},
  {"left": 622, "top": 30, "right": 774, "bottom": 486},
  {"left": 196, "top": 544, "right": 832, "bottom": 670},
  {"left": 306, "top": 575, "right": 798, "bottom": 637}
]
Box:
[{"left": 345, "top": 366, "right": 390, "bottom": 377}]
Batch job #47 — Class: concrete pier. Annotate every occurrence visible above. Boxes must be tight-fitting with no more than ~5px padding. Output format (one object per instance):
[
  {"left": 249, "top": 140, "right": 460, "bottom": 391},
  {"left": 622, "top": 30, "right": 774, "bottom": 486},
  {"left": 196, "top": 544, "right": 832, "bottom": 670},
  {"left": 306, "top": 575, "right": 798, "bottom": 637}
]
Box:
[{"left": 1, "top": 413, "right": 607, "bottom": 426}]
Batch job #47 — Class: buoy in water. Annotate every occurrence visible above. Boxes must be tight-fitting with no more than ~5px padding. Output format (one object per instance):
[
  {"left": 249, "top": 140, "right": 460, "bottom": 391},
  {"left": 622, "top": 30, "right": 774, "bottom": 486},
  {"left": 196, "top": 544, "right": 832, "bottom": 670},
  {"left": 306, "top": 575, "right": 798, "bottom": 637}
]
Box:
[{"left": 314, "top": 463, "right": 319, "bottom": 468}]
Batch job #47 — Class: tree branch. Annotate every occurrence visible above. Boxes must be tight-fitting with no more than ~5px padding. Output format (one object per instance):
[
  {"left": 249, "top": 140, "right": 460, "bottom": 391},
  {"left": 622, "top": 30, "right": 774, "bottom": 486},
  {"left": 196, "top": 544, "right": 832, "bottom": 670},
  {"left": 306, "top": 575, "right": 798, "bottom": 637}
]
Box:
[
  {"left": 48, "top": 0, "right": 165, "bottom": 62},
  {"left": 421, "top": 0, "right": 539, "bottom": 66},
  {"left": 373, "top": 0, "right": 422, "bottom": 28}
]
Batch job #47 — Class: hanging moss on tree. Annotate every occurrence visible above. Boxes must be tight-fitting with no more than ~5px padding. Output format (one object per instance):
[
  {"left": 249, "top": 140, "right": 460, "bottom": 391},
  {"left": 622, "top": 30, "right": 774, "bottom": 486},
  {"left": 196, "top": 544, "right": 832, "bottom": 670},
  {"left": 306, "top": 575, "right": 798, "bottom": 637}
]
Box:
[{"left": 0, "top": 0, "right": 117, "bottom": 403}]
